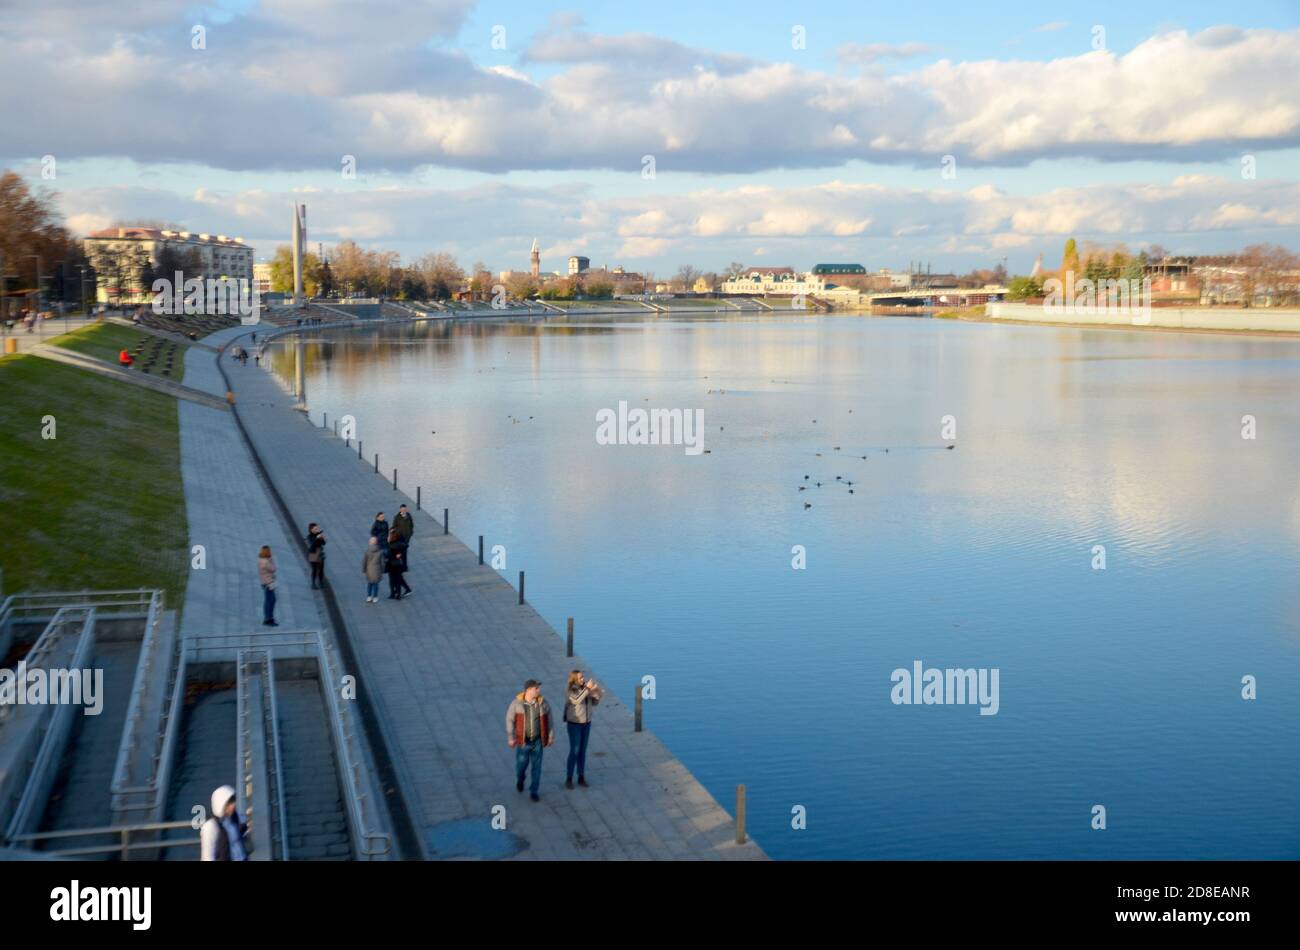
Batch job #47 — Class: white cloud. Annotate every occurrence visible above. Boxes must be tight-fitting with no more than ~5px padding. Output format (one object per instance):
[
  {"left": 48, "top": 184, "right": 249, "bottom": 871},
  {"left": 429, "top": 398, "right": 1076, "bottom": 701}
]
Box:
[{"left": 2, "top": 13, "right": 1297, "bottom": 174}]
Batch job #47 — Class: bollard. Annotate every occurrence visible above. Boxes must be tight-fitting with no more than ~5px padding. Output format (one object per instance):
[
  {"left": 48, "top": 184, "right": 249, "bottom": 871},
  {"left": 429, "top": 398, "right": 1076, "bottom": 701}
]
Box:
[
  {"left": 736, "top": 785, "right": 747, "bottom": 844},
  {"left": 566, "top": 618, "right": 574, "bottom": 657},
  {"left": 478, "top": 535, "right": 484, "bottom": 565},
  {"left": 417, "top": 486, "right": 421, "bottom": 510},
  {"left": 443, "top": 508, "right": 448, "bottom": 535},
  {"left": 334, "top": 419, "right": 339, "bottom": 437},
  {"left": 634, "top": 686, "right": 643, "bottom": 732},
  {"left": 358, "top": 440, "right": 363, "bottom": 459},
  {"left": 322, "top": 411, "right": 327, "bottom": 428},
  {"left": 374, "top": 453, "right": 379, "bottom": 473},
  {"left": 393, "top": 468, "right": 398, "bottom": 490},
  {"left": 518, "top": 571, "right": 525, "bottom": 605}
]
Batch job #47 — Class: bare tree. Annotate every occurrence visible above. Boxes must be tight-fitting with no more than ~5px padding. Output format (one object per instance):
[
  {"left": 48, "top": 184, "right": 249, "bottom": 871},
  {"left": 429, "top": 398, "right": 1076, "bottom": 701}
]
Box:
[
  {"left": 1238, "top": 244, "right": 1299, "bottom": 306},
  {"left": 505, "top": 272, "right": 539, "bottom": 300},
  {"left": 674, "top": 264, "right": 701, "bottom": 292},
  {"left": 413, "top": 252, "right": 464, "bottom": 300}
]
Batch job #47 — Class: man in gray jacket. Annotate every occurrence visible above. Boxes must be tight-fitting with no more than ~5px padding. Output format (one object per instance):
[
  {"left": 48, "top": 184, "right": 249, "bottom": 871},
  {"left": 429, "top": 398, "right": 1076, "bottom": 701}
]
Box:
[{"left": 506, "top": 679, "right": 554, "bottom": 802}]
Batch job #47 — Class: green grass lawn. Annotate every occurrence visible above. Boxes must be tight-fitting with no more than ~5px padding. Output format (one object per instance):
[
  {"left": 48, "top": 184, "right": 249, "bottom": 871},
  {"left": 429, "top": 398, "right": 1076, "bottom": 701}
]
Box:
[
  {"left": 0, "top": 353, "right": 188, "bottom": 606},
  {"left": 51, "top": 322, "right": 187, "bottom": 383}
]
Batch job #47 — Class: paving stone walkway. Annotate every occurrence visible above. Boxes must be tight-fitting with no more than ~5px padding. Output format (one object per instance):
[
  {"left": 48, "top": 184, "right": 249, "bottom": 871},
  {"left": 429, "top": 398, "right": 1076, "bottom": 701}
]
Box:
[{"left": 205, "top": 326, "right": 764, "bottom": 860}]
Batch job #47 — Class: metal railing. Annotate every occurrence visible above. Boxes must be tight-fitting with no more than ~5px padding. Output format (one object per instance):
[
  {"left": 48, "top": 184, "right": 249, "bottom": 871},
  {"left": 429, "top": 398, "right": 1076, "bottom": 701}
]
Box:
[
  {"left": 188, "top": 631, "right": 390, "bottom": 862},
  {"left": 237, "top": 649, "right": 289, "bottom": 860},
  {"left": 1, "top": 589, "right": 155, "bottom": 654},
  {"left": 0, "top": 588, "right": 156, "bottom": 619},
  {"left": 109, "top": 591, "right": 179, "bottom": 820},
  {"left": 0, "top": 605, "right": 96, "bottom": 728},
  {"left": 0, "top": 605, "right": 97, "bottom": 842},
  {"left": 7, "top": 820, "right": 198, "bottom": 859},
  {"left": 3, "top": 606, "right": 98, "bottom": 842},
  {"left": 188, "top": 629, "right": 391, "bottom": 859}
]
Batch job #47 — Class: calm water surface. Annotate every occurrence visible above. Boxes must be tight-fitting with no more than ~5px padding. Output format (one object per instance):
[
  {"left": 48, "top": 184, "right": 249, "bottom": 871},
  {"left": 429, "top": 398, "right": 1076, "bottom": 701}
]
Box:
[{"left": 277, "top": 314, "right": 1300, "bottom": 859}]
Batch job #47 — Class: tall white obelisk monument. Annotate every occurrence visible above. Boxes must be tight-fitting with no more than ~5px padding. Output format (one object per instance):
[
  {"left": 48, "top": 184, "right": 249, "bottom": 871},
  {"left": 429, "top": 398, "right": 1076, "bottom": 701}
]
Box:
[{"left": 291, "top": 203, "right": 307, "bottom": 306}]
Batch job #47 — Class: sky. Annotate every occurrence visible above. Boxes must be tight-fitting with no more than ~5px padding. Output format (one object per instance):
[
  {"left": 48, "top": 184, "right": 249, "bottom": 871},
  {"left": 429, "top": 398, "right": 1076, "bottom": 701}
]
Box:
[{"left": 2, "top": 0, "right": 1298, "bottom": 275}]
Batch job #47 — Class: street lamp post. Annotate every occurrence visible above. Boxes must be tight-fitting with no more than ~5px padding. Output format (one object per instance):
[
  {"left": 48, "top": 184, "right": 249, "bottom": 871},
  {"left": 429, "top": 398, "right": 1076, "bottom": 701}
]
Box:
[
  {"left": 25, "top": 254, "right": 43, "bottom": 339},
  {"left": 54, "top": 260, "right": 66, "bottom": 317}
]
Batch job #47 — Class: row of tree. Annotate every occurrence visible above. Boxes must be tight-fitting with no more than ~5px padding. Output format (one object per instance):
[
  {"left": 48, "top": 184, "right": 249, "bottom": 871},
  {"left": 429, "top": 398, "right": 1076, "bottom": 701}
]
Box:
[
  {"left": 0, "top": 172, "right": 93, "bottom": 312},
  {"left": 267, "top": 241, "right": 473, "bottom": 300},
  {"left": 1002, "top": 240, "right": 1300, "bottom": 304},
  {"left": 264, "top": 242, "right": 777, "bottom": 301}
]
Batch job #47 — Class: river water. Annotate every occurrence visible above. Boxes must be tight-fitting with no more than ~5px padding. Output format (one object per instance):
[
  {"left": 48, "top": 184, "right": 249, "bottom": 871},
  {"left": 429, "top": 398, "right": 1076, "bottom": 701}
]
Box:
[{"left": 277, "top": 312, "right": 1300, "bottom": 859}]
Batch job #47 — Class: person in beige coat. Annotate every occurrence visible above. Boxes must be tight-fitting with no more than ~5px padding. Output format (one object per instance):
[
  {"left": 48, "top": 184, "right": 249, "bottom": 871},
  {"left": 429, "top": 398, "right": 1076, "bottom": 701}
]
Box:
[
  {"left": 361, "top": 536, "right": 384, "bottom": 603},
  {"left": 257, "top": 545, "right": 278, "bottom": 626}
]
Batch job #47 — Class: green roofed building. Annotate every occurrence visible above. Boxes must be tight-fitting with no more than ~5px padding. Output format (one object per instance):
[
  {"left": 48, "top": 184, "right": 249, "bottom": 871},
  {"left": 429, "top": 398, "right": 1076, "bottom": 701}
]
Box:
[{"left": 812, "top": 264, "right": 866, "bottom": 276}]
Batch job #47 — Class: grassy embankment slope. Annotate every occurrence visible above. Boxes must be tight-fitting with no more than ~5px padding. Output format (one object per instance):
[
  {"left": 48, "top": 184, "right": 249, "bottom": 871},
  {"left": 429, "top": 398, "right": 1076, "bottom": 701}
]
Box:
[
  {"left": 51, "top": 322, "right": 187, "bottom": 383},
  {"left": 0, "top": 342, "right": 189, "bottom": 606}
]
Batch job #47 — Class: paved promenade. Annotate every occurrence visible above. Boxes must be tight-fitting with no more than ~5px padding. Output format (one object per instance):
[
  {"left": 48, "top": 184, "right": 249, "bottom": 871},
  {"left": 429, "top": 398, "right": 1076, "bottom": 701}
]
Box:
[
  {"left": 179, "top": 327, "right": 321, "bottom": 638},
  {"left": 211, "top": 326, "right": 764, "bottom": 860}
]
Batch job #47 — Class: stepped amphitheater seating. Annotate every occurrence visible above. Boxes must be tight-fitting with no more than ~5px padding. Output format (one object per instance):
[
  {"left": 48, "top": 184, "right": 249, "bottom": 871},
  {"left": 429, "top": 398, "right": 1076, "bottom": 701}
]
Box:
[
  {"left": 128, "top": 335, "right": 182, "bottom": 376},
  {"left": 139, "top": 309, "right": 239, "bottom": 341}
]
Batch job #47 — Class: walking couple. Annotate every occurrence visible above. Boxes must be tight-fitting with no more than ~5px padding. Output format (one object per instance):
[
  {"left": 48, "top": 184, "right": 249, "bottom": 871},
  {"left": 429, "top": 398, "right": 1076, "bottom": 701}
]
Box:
[{"left": 506, "top": 671, "right": 603, "bottom": 801}]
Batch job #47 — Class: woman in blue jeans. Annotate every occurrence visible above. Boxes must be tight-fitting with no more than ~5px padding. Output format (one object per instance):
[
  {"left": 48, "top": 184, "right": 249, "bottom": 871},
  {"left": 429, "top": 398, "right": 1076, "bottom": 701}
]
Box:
[
  {"left": 257, "top": 545, "right": 278, "bottom": 626},
  {"left": 563, "top": 669, "right": 602, "bottom": 789},
  {"left": 361, "top": 536, "right": 383, "bottom": 603}
]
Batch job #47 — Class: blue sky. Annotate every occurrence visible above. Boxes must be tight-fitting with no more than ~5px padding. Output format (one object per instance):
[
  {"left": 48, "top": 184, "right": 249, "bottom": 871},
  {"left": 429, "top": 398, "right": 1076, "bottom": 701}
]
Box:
[{"left": 2, "top": 0, "right": 1298, "bottom": 274}]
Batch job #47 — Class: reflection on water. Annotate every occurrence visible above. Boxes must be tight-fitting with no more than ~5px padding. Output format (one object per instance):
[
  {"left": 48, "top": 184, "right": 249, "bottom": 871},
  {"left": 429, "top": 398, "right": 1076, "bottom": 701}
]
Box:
[{"left": 276, "top": 313, "right": 1300, "bottom": 859}]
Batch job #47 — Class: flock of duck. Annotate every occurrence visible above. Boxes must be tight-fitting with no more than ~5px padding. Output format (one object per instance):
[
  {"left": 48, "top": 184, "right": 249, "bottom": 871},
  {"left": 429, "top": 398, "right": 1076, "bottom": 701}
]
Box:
[{"left": 799, "top": 432, "right": 956, "bottom": 509}]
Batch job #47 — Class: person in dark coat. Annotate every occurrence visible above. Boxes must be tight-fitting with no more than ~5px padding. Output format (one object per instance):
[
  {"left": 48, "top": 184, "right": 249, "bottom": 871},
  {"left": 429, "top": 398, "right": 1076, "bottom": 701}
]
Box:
[
  {"left": 370, "top": 511, "right": 389, "bottom": 553},
  {"left": 385, "top": 529, "right": 412, "bottom": 599},
  {"left": 393, "top": 504, "right": 414, "bottom": 565},
  {"left": 306, "top": 522, "right": 327, "bottom": 589}
]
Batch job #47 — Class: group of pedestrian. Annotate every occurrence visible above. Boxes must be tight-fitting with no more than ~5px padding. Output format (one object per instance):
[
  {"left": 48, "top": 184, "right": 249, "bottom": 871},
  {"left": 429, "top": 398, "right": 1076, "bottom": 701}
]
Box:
[
  {"left": 506, "top": 671, "right": 603, "bottom": 801},
  {"left": 248, "top": 511, "right": 610, "bottom": 824},
  {"left": 200, "top": 668, "right": 606, "bottom": 858},
  {"left": 253, "top": 524, "right": 325, "bottom": 629},
  {"left": 366, "top": 504, "right": 414, "bottom": 602},
  {"left": 253, "top": 504, "right": 419, "bottom": 623},
  {"left": 230, "top": 343, "right": 250, "bottom": 365}
]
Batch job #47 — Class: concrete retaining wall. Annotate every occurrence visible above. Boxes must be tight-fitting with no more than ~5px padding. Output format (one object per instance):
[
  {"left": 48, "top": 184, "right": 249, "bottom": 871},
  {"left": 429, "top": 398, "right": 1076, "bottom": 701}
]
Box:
[{"left": 987, "top": 302, "right": 1300, "bottom": 333}]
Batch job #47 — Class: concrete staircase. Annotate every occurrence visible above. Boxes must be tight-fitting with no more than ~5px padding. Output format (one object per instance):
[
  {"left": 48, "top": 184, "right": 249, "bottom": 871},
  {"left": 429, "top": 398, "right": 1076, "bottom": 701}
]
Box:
[
  {"left": 36, "top": 639, "right": 142, "bottom": 855},
  {"left": 162, "top": 683, "right": 237, "bottom": 859},
  {"left": 274, "top": 672, "right": 352, "bottom": 859}
]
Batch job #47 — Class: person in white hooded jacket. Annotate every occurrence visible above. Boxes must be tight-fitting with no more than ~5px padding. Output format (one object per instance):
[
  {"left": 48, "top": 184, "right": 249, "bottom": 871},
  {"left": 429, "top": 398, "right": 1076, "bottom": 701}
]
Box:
[{"left": 200, "top": 784, "right": 249, "bottom": 861}]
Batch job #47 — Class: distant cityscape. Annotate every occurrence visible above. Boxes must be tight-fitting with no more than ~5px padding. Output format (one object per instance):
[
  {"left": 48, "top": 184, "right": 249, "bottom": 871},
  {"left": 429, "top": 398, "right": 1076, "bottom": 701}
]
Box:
[
  {"left": 84, "top": 223, "right": 1300, "bottom": 312},
  {"left": 2, "top": 172, "right": 1298, "bottom": 318}
]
